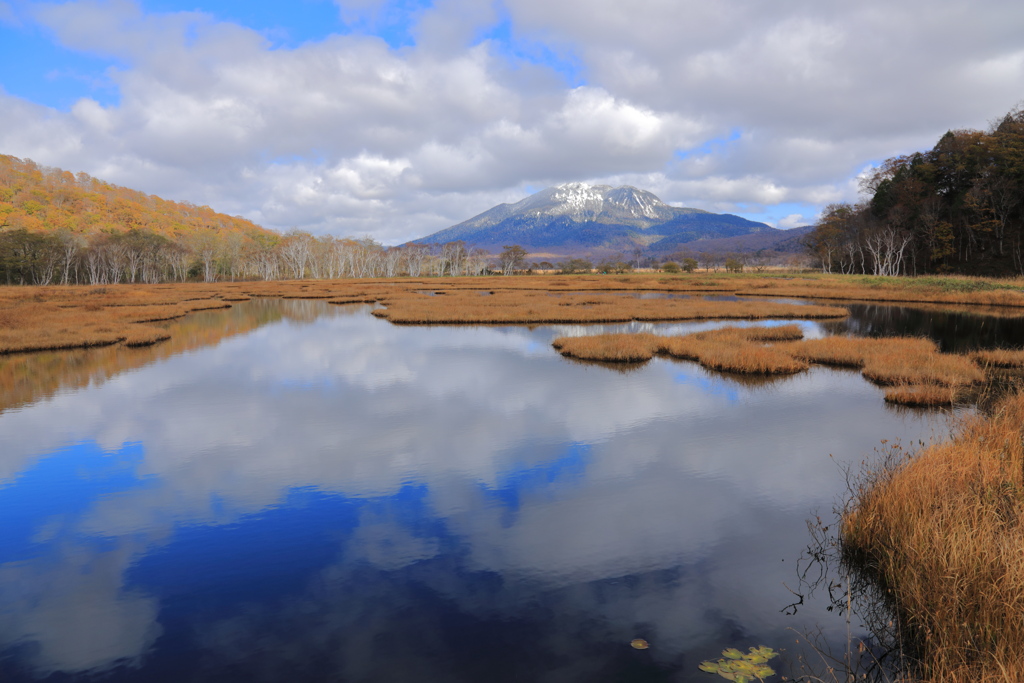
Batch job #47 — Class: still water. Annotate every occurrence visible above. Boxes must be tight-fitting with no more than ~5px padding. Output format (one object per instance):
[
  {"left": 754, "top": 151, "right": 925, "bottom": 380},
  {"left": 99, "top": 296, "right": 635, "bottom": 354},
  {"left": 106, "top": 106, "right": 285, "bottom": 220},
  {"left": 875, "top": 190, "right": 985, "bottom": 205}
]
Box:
[{"left": 0, "top": 299, "right": 998, "bottom": 682}]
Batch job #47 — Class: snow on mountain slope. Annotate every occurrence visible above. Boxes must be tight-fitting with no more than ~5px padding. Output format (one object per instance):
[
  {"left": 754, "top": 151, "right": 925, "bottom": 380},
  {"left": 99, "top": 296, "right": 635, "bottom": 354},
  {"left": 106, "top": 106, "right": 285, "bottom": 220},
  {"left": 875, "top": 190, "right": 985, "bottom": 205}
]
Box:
[{"left": 411, "top": 183, "right": 772, "bottom": 255}]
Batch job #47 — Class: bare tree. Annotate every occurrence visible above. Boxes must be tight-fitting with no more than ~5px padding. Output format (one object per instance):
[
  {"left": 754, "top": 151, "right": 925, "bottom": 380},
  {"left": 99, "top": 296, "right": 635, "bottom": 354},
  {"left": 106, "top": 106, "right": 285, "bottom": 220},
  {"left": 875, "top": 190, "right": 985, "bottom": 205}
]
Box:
[
  {"left": 278, "top": 230, "right": 314, "bottom": 279},
  {"left": 498, "top": 245, "right": 527, "bottom": 276}
]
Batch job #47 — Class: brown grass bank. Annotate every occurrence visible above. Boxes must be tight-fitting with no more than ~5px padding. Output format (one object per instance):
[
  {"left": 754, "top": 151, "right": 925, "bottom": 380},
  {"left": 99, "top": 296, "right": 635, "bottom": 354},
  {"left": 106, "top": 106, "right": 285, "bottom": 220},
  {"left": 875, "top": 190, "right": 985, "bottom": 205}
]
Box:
[
  {"left": 0, "top": 283, "right": 237, "bottom": 354},
  {"left": 841, "top": 391, "right": 1024, "bottom": 682},
  {"left": 369, "top": 289, "right": 848, "bottom": 325},
  {"left": 553, "top": 328, "right": 987, "bottom": 406},
  {"left": 3, "top": 273, "right": 1023, "bottom": 355}
]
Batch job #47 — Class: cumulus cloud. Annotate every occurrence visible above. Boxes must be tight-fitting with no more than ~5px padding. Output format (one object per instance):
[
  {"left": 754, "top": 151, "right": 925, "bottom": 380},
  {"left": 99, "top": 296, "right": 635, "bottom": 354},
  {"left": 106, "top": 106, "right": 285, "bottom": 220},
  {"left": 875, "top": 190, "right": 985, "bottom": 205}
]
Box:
[
  {"left": 1, "top": 0, "right": 1022, "bottom": 240},
  {"left": 777, "top": 213, "right": 807, "bottom": 229}
]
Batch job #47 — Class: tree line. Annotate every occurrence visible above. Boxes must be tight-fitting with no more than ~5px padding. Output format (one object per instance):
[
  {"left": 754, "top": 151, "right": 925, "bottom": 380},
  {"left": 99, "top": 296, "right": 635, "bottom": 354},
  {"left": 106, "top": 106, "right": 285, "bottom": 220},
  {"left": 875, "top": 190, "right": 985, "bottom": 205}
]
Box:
[
  {"left": 805, "top": 107, "right": 1024, "bottom": 276},
  {"left": 0, "top": 226, "right": 508, "bottom": 285},
  {"left": 0, "top": 154, "right": 512, "bottom": 284}
]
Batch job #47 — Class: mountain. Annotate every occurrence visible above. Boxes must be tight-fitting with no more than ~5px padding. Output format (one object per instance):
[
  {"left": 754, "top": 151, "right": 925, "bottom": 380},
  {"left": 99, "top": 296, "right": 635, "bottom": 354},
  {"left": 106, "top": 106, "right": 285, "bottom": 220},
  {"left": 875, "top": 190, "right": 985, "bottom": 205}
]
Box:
[
  {"left": 410, "top": 183, "right": 786, "bottom": 256},
  {"left": 668, "top": 224, "right": 816, "bottom": 256}
]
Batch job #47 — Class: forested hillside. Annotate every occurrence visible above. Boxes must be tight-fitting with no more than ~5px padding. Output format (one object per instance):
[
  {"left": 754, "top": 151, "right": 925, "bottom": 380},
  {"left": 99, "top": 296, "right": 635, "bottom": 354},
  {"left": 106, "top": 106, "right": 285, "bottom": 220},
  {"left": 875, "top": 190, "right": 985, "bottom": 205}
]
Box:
[
  {"left": 805, "top": 107, "right": 1024, "bottom": 276},
  {"left": 0, "top": 155, "right": 478, "bottom": 284}
]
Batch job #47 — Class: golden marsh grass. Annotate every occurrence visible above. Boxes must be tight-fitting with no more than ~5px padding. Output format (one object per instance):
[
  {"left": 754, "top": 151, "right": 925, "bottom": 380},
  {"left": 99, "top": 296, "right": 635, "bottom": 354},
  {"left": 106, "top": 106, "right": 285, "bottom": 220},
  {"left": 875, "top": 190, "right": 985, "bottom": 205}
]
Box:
[
  {"left": 842, "top": 391, "right": 1024, "bottom": 681},
  {"left": 785, "top": 336, "right": 985, "bottom": 388},
  {"left": 554, "top": 327, "right": 986, "bottom": 406},
  {"left": 973, "top": 348, "right": 1024, "bottom": 368},
  {"left": 553, "top": 326, "right": 809, "bottom": 376},
  {"left": 369, "top": 290, "right": 847, "bottom": 325},
  {"left": 3, "top": 273, "right": 1022, "bottom": 355}
]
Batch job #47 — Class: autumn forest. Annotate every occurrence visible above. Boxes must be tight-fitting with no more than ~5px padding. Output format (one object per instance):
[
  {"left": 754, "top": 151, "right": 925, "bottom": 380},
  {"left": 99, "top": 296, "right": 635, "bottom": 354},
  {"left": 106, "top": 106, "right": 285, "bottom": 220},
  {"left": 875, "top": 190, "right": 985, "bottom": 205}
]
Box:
[
  {"left": 805, "top": 107, "right": 1024, "bottom": 277},
  {"left": 0, "top": 154, "right": 489, "bottom": 285}
]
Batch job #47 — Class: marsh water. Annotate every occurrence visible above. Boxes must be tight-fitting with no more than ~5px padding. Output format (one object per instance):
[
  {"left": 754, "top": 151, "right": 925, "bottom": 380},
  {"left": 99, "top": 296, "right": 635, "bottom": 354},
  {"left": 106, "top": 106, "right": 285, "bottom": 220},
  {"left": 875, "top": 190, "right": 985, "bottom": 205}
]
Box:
[{"left": 0, "top": 298, "right": 1019, "bottom": 682}]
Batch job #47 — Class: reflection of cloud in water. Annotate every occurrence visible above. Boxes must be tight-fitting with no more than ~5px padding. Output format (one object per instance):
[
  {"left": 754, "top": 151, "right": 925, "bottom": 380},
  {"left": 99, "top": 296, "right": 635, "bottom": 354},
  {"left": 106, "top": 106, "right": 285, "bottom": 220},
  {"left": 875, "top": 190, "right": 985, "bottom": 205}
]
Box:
[
  {"left": 0, "top": 305, "right": 957, "bottom": 678},
  {"left": 350, "top": 508, "right": 441, "bottom": 571},
  {"left": 0, "top": 539, "right": 161, "bottom": 674}
]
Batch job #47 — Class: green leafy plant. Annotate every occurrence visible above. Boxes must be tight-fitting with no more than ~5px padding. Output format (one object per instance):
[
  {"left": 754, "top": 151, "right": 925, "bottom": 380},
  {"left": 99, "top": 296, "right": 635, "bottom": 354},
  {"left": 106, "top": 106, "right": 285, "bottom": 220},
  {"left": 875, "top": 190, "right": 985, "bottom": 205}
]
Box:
[{"left": 698, "top": 646, "right": 778, "bottom": 682}]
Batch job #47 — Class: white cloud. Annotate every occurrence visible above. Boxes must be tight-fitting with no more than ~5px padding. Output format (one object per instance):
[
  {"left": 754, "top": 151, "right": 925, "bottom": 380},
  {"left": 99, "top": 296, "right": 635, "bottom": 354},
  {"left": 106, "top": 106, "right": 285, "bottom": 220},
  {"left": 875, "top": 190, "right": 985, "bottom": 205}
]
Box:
[
  {"left": 777, "top": 213, "right": 806, "bottom": 229},
  {"left": 1, "top": 0, "right": 1022, "bottom": 241}
]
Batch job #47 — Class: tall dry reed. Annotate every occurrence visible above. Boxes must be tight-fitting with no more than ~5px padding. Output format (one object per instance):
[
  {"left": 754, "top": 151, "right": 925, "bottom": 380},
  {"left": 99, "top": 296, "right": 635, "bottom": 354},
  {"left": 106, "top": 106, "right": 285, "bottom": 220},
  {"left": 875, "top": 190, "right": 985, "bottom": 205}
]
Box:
[
  {"left": 842, "top": 391, "right": 1024, "bottom": 682},
  {"left": 973, "top": 348, "right": 1024, "bottom": 368}
]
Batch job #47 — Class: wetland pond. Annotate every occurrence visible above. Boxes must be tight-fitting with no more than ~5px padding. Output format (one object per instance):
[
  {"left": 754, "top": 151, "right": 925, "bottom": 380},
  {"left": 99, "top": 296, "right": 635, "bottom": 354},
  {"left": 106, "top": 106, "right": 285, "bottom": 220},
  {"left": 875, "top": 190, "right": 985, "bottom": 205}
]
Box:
[{"left": 0, "top": 298, "right": 1019, "bottom": 682}]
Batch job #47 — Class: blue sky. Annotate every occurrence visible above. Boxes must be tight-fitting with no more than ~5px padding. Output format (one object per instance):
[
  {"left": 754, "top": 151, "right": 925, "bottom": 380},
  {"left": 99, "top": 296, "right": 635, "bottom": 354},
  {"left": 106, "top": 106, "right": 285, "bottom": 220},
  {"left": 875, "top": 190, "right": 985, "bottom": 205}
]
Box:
[
  {"left": 1, "top": 0, "right": 1022, "bottom": 241},
  {"left": 0, "top": 0, "right": 428, "bottom": 108},
  {"left": 1, "top": 12, "right": 123, "bottom": 108}
]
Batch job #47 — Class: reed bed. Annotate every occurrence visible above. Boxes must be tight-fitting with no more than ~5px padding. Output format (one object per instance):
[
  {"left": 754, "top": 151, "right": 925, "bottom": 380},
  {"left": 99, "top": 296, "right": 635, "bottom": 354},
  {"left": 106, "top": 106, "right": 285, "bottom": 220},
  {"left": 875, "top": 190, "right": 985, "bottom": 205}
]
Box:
[
  {"left": 882, "top": 383, "right": 958, "bottom": 406},
  {"left": 841, "top": 391, "right": 1024, "bottom": 682},
  {"left": 861, "top": 350, "right": 985, "bottom": 388},
  {"left": 369, "top": 290, "right": 848, "bottom": 325},
  {"left": 0, "top": 300, "right": 172, "bottom": 353},
  {"left": 785, "top": 336, "right": 934, "bottom": 367},
  {"left": 553, "top": 325, "right": 809, "bottom": 375},
  {"left": 0, "top": 273, "right": 1019, "bottom": 356},
  {"left": 973, "top": 348, "right": 1024, "bottom": 368},
  {"left": 0, "top": 290, "right": 235, "bottom": 354},
  {"left": 554, "top": 328, "right": 986, "bottom": 405},
  {"left": 660, "top": 326, "right": 809, "bottom": 375},
  {"left": 551, "top": 332, "right": 663, "bottom": 363},
  {"left": 732, "top": 273, "right": 1024, "bottom": 308},
  {"left": 785, "top": 336, "right": 985, "bottom": 394}
]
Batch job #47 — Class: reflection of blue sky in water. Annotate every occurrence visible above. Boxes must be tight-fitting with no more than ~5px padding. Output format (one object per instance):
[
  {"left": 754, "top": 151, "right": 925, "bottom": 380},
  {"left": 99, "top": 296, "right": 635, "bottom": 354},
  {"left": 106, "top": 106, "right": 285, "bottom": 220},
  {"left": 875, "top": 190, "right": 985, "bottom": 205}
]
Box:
[{"left": 0, "top": 302, "right": 958, "bottom": 681}]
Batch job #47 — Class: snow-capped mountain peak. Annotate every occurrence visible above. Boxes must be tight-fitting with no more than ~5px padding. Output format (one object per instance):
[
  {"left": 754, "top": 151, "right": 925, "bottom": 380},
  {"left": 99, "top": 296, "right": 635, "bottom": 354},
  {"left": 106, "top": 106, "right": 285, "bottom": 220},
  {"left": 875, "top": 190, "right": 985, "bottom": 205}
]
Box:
[
  {"left": 512, "top": 183, "right": 670, "bottom": 221},
  {"left": 604, "top": 186, "right": 665, "bottom": 219},
  {"left": 550, "top": 182, "right": 607, "bottom": 212},
  {"left": 410, "top": 182, "right": 771, "bottom": 254}
]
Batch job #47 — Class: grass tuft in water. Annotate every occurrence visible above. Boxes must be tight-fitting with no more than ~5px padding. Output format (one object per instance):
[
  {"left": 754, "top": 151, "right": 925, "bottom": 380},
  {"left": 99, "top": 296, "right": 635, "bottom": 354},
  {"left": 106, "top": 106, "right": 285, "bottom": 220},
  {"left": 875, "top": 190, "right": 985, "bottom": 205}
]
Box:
[{"left": 842, "top": 390, "right": 1024, "bottom": 681}]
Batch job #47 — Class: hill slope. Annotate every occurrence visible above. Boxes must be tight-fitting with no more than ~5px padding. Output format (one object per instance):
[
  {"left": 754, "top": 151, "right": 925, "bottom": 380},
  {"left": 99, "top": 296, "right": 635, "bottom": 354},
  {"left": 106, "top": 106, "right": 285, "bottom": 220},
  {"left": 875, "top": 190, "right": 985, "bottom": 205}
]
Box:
[
  {"left": 411, "top": 183, "right": 778, "bottom": 256},
  {"left": 665, "top": 224, "right": 815, "bottom": 256},
  {"left": 0, "top": 154, "right": 273, "bottom": 240}
]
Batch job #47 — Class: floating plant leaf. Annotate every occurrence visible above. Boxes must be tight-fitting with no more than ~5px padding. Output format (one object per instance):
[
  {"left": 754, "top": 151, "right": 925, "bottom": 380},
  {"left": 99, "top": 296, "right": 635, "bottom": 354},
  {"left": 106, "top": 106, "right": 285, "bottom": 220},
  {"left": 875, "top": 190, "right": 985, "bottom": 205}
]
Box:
[{"left": 699, "top": 646, "right": 778, "bottom": 682}]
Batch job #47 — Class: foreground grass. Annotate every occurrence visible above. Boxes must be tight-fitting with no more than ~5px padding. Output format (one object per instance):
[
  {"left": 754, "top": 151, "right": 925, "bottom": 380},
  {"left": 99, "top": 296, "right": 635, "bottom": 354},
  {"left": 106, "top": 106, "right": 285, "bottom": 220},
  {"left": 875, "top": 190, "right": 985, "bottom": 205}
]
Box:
[
  {"left": 552, "top": 327, "right": 988, "bottom": 406},
  {"left": 842, "top": 391, "right": 1024, "bottom": 681}
]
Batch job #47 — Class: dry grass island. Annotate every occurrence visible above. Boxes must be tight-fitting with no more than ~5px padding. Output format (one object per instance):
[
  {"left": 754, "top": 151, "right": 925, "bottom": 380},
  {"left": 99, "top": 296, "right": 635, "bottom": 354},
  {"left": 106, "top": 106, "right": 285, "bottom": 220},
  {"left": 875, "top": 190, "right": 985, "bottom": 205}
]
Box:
[
  {"left": 4, "top": 270, "right": 1024, "bottom": 681},
  {"left": 3, "top": 271, "right": 1024, "bottom": 354},
  {"left": 2, "top": 272, "right": 1023, "bottom": 410}
]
